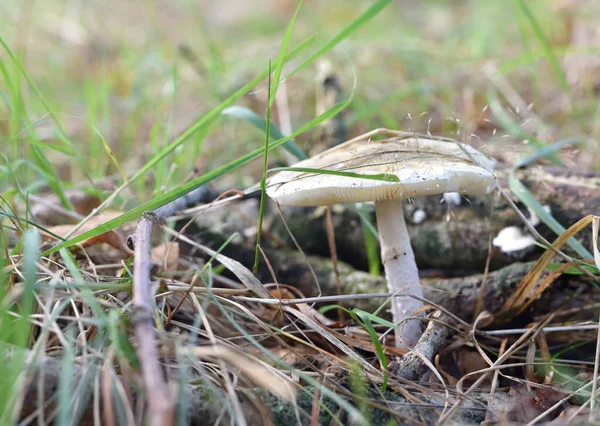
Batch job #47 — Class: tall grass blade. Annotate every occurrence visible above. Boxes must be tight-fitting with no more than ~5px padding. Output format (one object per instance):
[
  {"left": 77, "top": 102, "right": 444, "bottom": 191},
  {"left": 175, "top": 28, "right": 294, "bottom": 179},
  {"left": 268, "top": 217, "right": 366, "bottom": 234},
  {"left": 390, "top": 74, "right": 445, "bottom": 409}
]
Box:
[
  {"left": 254, "top": 61, "right": 274, "bottom": 275},
  {"left": 269, "top": 1, "right": 303, "bottom": 107},
  {"left": 287, "top": 0, "right": 394, "bottom": 78},
  {"left": 57, "top": 331, "right": 76, "bottom": 426},
  {"left": 221, "top": 106, "right": 307, "bottom": 160},
  {"left": 514, "top": 0, "right": 569, "bottom": 92},
  {"left": 267, "top": 166, "right": 400, "bottom": 182},
  {"left": 42, "top": 99, "right": 351, "bottom": 256},
  {"left": 509, "top": 137, "right": 592, "bottom": 259},
  {"left": 0, "top": 230, "right": 38, "bottom": 423}
]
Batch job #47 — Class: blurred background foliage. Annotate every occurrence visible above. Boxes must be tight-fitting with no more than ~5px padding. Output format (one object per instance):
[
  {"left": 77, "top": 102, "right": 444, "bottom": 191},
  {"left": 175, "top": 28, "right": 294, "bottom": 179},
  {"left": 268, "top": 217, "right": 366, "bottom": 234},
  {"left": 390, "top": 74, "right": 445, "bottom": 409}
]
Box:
[{"left": 1, "top": 0, "right": 599, "bottom": 200}]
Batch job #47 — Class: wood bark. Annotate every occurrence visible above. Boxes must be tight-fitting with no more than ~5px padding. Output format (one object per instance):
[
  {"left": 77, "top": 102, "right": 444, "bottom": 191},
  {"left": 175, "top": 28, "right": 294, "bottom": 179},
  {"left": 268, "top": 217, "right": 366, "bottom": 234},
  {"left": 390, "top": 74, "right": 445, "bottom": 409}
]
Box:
[
  {"left": 389, "top": 311, "right": 457, "bottom": 381},
  {"left": 180, "top": 223, "right": 598, "bottom": 326},
  {"left": 197, "top": 166, "right": 600, "bottom": 273}
]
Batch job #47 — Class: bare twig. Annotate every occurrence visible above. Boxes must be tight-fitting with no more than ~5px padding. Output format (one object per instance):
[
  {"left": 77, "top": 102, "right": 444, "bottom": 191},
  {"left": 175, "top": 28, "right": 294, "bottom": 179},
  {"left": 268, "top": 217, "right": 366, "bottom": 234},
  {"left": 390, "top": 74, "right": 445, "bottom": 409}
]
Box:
[
  {"left": 132, "top": 212, "right": 174, "bottom": 426},
  {"left": 131, "top": 186, "right": 210, "bottom": 426},
  {"left": 389, "top": 311, "right": 457, "bottom": 381}
]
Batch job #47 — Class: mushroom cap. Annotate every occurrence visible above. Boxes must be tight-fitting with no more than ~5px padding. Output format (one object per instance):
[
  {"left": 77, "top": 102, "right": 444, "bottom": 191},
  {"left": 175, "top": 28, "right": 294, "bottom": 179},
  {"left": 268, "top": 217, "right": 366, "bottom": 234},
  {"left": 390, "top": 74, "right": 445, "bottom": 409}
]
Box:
[{"left": 266, "top": 133, "right": 497, "bottom": 206}]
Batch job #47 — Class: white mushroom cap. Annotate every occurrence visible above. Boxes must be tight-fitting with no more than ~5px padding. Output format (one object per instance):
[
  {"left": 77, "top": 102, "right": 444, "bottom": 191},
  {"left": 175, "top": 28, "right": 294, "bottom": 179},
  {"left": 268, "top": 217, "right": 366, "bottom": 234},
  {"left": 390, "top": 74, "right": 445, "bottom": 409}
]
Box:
[
  {"left": 266, "top": 134, "right": 497, "bottom": 206},
  {"left": 493, "top": 226, "right": 536, "bottom": 253}
]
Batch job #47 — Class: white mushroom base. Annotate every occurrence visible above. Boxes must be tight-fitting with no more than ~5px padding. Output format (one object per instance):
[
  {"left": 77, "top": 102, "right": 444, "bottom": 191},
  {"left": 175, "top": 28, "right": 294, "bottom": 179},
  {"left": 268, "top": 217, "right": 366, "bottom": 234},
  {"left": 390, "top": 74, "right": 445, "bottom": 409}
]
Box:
[{"left": 375, "top": 199, "right": 424, "bottom": 348}]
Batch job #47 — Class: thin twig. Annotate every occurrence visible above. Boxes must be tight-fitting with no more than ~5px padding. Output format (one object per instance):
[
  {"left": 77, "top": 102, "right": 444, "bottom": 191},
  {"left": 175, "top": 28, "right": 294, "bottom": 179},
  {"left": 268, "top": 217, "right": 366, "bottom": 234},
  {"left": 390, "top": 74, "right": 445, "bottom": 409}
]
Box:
[
  {"left": 485, "top": 338, "right": 508, "bottom": 423},
  {"left": 497, "top": 186, "right": 597, "bottom": 280},
  {"left": 131, "top": 186, "right": 210, "bottom": 425},
  {"left": 132, "top": 213, "right": 174, "bottom": 426}
]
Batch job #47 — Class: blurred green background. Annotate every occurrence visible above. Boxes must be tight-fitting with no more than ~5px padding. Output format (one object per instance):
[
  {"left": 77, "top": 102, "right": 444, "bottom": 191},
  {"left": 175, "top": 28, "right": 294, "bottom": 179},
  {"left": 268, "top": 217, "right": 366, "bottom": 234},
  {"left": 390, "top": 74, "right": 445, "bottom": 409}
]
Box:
[{"left": 1, "top": 0, "right": 599, "bottom": 202}]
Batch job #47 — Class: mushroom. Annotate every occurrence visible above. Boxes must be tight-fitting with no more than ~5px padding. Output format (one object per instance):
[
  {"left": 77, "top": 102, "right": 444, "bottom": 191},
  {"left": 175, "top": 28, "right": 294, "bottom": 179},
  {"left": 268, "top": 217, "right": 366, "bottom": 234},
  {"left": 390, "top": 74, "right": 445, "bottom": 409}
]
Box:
[
  {"left": 266, "top": 132, "right": 497, "bottom": 347},
  {"left": 492, "top": 226, "right": 536, "bottom": 254}
]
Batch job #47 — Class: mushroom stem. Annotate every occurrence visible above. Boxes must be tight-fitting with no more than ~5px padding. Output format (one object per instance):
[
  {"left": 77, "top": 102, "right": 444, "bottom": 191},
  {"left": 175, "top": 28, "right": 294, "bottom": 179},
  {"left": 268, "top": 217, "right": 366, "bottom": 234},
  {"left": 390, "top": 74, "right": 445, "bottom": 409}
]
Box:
[{"left": 375, "top": 199, "right": 423, "bottom": 348}]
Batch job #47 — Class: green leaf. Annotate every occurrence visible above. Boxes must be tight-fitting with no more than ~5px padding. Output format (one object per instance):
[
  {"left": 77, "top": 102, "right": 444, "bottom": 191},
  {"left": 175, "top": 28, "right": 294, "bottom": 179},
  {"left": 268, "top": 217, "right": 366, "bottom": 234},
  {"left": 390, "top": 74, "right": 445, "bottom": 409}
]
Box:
[
  {"left": 287, "top": 0, "right": 394, "bottom": 78},
  {"left": 357, "top": 314, "right": 389, "bottom": 391},
  {"left": 509, "top": 137, "right": 592, "bottom": 259},
  {"left": 221, "top": 106, "right": 307, "bottom": 160},
  {"left": 255, "top": 61, "right": 274, "bottom": 275},
  {"left": 357, "top": 203, "right": 380, "bottom": 275},
  {"left": 514, "top": 0, "right": 569, "bottom": 92},
  {"left": 42, "top": 101, "right": 350, "bottom": 257},
  {"left": 269, "top": 1, "right": 303, "bottom": 107},
  {"left": 267, "top": 167, "right": 400, "bottom": 182}
]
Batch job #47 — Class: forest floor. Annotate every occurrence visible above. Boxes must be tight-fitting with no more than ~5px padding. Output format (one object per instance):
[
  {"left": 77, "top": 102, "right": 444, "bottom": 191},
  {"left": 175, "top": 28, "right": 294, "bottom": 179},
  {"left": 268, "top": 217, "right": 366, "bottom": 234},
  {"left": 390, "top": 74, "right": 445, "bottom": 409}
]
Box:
[{"left": 2, "top": 0, "right": 600, "bottom": 425}]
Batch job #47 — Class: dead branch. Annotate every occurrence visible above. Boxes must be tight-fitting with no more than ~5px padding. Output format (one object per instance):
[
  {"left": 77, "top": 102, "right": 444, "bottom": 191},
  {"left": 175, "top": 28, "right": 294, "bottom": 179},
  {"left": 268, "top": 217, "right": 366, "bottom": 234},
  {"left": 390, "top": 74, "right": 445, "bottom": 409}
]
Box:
[
  {"left": 193, "top": 166, "right": 600, "bottom": 272},
  {"left": 389, "top": 311, "right": 457, "bottom": 381},
  {"left": 130, "top": 186, "right": 211, "bottom": 426}
]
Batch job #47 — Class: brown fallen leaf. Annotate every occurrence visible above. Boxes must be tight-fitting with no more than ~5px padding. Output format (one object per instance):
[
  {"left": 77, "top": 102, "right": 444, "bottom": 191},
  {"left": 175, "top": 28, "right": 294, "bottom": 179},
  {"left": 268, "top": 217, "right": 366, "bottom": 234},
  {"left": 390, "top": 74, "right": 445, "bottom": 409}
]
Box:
[
  {"left": 45, "top": 212, "right": 131, "bottom": 254},
  {"left": 452, "top": 347, "right": 491, "bottom": 384},
  {"left": 151, "top": 242, "right": 179, "bottom": 272},
  {"left": 506, "top": 385, "right": 566, "bottom": 423},
  {"left": 32, "top": 190, "right": 102, "bottom": 225}
]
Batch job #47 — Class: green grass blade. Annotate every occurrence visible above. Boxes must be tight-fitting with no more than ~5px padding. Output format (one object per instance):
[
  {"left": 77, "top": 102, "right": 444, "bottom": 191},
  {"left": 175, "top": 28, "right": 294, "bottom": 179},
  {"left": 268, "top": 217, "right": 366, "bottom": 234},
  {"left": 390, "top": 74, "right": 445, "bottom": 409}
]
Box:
[
  {"left": 221, "top": 106, "right": 307, "bottom": 160},
  {"left": 0, "top": 230, "right": 38, "bottom": 422},
  {"left": 509, "top": 137, "right": 592, "bottom": 259},
  {"left": 91, "top": 123, "right": 128, "bottom": 183},
  {"left": 287, "top": 0, "right": 394, "bottom": 78},
  {"left": 357, "top": 203, "right": 380, "bottom": 275},
  {"left": 57, "top": 331, "right": 76, "bottom": 426},
  {"left": 514, "top": 0, "right": 569, "bottom": 92},
  {"left": 41, "top": 99, "right": 351, "bottom": 257},
  {"left": 269, "top": 1, "right": 303, "bottom": 107},
  {"left": 29, "top": 145, "right": 73, "bottom": 209},
  {"left": 254, "top": 61, "right": 274, "bottom": 275},
  {"left": 267, "top": 167, "right": 400, "bottom": 182},
  {"left": 358, "top": 315, "right": 389, "bottom": 391}
]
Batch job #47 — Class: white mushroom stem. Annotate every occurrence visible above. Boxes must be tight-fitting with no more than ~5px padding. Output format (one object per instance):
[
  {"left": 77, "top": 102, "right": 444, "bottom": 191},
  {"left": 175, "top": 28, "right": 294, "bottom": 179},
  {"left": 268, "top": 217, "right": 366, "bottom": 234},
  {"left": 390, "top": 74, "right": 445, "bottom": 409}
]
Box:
[{"left": 375, "top": 199, "right": 423, "bottom": 348}]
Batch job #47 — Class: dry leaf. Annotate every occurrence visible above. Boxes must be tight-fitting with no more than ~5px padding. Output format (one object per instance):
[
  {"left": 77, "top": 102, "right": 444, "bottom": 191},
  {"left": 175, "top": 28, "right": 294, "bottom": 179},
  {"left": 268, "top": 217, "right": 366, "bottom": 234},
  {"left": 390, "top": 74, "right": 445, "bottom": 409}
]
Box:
[
  {"left": 151, "top": 242, "right": 179, "bottom": 272},
  {"left": 32, "top": 190, "right": 102, "bottom": 225},
  {"left": 506, "top": 386, "right": 565, "bottom": 423},
  {"left": 452, "top": 348, "right": 491, "bottom": 383},
  {"left": 186, "top": 345, "right": 296, "bottom": 402},
  {"left": 500, "top": 215, "right": 595, "bottom": 318},
  {"left": 45, "top": 212, "right": 130, "bottom": 254}
]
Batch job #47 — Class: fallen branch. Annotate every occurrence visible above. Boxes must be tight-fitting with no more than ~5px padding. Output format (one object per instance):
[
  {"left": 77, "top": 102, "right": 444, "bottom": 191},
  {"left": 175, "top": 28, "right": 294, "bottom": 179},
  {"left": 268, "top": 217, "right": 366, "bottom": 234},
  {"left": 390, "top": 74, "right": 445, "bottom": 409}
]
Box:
[
  {"left": 192, "top": 166, "right": 600, "bottom": 272},
  {"left": 131, "top": 186, "right": 210, "bottom": 426},
  {"left": 389, "top": 311, "right": 457, "bottom": 381},
  {"left": 178, "top": 224, "right": 596, "bottom": 324}
]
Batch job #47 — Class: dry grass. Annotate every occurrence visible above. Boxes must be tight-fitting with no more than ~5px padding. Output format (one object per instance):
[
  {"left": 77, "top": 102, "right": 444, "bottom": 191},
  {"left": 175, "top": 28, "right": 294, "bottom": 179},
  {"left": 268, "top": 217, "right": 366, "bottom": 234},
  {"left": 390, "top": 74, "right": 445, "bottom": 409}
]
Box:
[{"left": 2, "top": 0, "right": 600, "bottom": 425}]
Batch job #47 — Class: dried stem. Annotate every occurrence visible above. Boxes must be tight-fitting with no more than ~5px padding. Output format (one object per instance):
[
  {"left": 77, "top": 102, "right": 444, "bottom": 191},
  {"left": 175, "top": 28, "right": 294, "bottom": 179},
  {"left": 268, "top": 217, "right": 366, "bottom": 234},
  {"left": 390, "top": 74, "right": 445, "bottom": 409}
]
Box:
[{"left": 131, "top": 186, "right": 209, "bottom": 426}]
